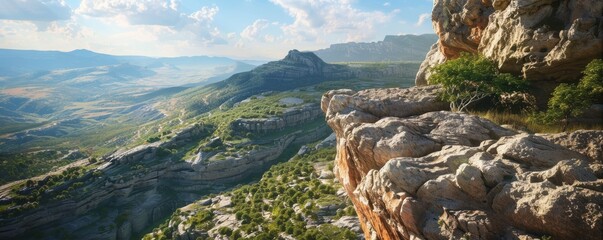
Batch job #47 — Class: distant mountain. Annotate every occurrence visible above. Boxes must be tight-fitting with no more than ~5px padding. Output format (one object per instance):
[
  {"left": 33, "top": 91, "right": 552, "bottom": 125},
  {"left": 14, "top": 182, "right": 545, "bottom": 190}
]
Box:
[
  {"left": 313, "top": 34, "right": 438, "bottom": 62},
  {"left": 0, "top": 48, "right": 255, "bottom": 77},
  {"left": 0, "top": 49, "right": 257, "bottom": 140},
  {"left": 0, "top": 49, "right": 120, "bottom": 76},
  {"left": 176, "top": 50, "right": 354, "bottom": 114}
]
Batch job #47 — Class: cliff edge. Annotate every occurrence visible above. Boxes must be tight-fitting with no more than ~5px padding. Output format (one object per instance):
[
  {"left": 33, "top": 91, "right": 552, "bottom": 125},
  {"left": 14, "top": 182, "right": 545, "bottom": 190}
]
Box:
[{"left": 321, "top": 86, "right": 602, "bottom": 239}]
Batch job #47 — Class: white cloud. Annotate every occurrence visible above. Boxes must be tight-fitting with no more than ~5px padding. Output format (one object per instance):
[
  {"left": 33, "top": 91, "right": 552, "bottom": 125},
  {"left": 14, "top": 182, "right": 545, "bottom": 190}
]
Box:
[
  {"left": 270, "top": 0, "right": 392, "bottom": 43},
  {"left": 383, "top": 2, "right": 390, "bottom": 7},
  {"left": 240, "top": 19, "right": 269, "bottom": 40},
  {"left": 180, "top": 6, "right": 226, "bottom": 45},
  {"left": 189, "top": 5, "right": 218, "bottom": 23},
  {"left": 77, "top": 0, "right": 181, "bottom": 26},
  {"left": 0, "top": 19, "right": 94, "bottom": 51},
  {"left": 416, "top": 13, "right": 431, "bottom": 26},
  {"left": 0, "top": 0, "right": 71, "bottom": 21},
  {"left": 264, "top": 34, "right": 275, "bottom": 43},
  {"left": 76, "top": 1, "right": 225, "bottom": 46}
]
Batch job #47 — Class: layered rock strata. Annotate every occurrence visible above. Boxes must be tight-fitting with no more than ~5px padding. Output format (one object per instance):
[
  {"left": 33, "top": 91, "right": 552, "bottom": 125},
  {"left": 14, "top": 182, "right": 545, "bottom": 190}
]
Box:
[
  {"left": 231, "top": 103, "right": 323, "bottom": 133},
  {"left": 417, "top": 0, "right": 603, "bottom": 84},
  {"left": 0, "top": 121, "right": 329, "bottom": 239},
  {"left": 322, "top": 86, "right": 602, "bottom": 240}
]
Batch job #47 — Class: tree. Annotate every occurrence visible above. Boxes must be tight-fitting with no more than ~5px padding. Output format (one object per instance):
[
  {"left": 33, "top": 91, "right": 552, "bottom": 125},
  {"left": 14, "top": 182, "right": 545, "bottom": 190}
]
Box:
[
  {"left": 429, "top": 53, "right": 526, "bottom": 112},
  {"left": 532, "top": 59, "right": 603, "bottom": 130}
]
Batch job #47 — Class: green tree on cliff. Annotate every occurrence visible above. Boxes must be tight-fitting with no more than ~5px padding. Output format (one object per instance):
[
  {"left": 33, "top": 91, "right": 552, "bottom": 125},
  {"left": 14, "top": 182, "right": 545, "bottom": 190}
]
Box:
[
  {"left": 532, "top": 59, "right": 603, "bottom": 130},
  {"left": 429, "top": 53, "right": 525, "bottom": 112}
]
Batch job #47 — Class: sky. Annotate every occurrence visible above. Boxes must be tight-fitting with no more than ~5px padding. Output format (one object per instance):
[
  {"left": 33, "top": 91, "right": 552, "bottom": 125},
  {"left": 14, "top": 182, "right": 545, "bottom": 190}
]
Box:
[{"left": 0, "top": 0, "right": 434, "bottom": 60}]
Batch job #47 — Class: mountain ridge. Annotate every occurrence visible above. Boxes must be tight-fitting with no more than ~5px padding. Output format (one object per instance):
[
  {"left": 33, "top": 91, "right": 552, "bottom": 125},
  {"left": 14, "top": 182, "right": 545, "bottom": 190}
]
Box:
[
  {"left": 314, "top": 34, "right": 438, "bottom": 63},
  {"left": 0, "top": 48, "right": 254, "bottom": 77}
]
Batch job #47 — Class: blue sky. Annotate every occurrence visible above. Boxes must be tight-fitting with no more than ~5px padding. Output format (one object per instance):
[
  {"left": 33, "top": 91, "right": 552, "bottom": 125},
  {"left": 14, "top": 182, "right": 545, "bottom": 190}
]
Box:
[{"left": 0, "top": 0, "right": 434, "bottom": 59}]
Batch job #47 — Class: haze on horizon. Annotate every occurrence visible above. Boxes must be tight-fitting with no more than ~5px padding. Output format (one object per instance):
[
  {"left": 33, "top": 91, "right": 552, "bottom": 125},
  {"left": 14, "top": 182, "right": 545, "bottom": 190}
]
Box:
[{"left": 0, "top": 0, "right": 434, "bottom": 60}]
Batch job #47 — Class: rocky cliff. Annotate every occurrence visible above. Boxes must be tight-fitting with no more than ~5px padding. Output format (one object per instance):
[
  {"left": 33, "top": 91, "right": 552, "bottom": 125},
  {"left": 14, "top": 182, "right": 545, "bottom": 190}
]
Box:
[
  {"left": 231, "top": 103, "right": 323, "bottom": 133},
  {"left": 417, "top": 0, "right": 603, "bottom": 85},
  {"left": 314, "top": 34, "right": 438, "bottom": 62},
  {"left": 322, "top": 86, "right": 602, "bottom": 239},
  {"left": 0, "top": 118, "right": 330, "bottom": 239}
]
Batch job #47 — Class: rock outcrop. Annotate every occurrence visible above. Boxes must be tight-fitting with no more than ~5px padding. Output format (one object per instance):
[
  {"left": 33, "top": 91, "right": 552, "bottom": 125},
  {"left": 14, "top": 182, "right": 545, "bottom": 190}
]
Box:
[
  {"left": 322, "top": 86, "right": 603, "bottom": 240},
  {"left": 417, "top": 0, "right": 603, "bottom": 84},
  {"left": 231, "top": 103, "right": 323, "bottom": 133}
]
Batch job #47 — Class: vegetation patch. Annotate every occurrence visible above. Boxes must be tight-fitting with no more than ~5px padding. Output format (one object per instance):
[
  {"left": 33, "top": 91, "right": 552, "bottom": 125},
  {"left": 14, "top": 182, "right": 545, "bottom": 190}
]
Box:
[
  {"left": 144, "top": 146, "right": 358, "bottom": 240},
  {"left": 429, "top": 53, "right": 526, "bottom": 112}
]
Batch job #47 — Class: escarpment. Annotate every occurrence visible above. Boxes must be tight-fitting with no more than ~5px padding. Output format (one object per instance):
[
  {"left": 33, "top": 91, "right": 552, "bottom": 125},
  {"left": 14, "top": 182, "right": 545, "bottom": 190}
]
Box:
[
  {"left": 322, "top": 86, "right": 603, "bottom": 240},
  {"left": 231, "top": 103, "right": 323, "bottom": 133},
  {"left": 0, "top": 116, "right": 330, "bottom": 240},
  {"left": 417, "top": 0, "right": 603, "bottom": 85}
]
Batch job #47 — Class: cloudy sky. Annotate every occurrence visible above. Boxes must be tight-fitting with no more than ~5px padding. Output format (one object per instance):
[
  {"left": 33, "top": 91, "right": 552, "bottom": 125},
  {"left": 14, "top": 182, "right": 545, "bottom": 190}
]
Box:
[{"left": 0, "top": 0, "right": 434, "bottom": 59}]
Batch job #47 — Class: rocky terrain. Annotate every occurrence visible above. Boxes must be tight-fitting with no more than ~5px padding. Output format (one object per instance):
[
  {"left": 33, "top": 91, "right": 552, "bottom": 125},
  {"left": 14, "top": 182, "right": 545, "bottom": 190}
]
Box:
[
  {"left": 417, "top": 0, "right": 603, "bottom": 87},
  {"left": 322, "top": 85, "right": 602, "bottom": 239},
  {"left": 314, "top": 34, "right": 438, "bottom": 63},
  {"left": 0, "top": 49, "right": 421, "bottom": 240},
  {"left": 0, "top": 112, "right": 330, "bottom": 239},
  {"left": 144, "top": 145, "right": 364, "bottom": 240}
]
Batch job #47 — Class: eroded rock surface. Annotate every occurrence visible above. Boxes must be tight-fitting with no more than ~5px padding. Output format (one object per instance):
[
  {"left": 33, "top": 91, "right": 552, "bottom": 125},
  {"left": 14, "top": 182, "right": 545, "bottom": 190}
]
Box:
[
  {"left": 322, "top": 86, "right": 603, "bottom": 240},
  {"left": 231, "top": 103, "right": 323, "bottom": 133},
  {"left": 416, "top": 0, "right": 603, "bottom": 84}
]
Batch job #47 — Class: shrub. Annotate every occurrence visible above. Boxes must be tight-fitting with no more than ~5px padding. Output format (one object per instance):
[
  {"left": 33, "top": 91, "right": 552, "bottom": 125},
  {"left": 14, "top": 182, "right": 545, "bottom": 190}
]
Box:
[
  {"left": 429, "top": 53, "right": 526, "bottom": 112},
  {"left": 531, "top": 59, "right": 602, "bottom": 130},
  {"left": 217, "top": 226, "right": 233, "bottom": 236}
]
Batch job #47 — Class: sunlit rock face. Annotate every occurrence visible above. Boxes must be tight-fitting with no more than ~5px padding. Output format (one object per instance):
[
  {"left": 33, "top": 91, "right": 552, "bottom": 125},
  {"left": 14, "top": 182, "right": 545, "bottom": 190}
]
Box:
[
  {"left": 322, "top": 86, "right": 603, "bottom": 240},
  {"left": 417, "top": 0, "right": 603, "bottom": 85}
]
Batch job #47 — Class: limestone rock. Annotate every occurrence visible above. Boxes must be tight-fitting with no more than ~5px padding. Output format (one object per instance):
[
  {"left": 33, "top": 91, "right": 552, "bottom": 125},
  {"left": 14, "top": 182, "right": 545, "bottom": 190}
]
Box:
[
  {"left": 543, "top": 130, "right": 603, "bottom": 163},
  {"left": 418, "top": 0, "right": 603, "bottom": 85},
  {"left": 480, "top": 0, "right": 603, "bottom": 81},
  {"left": 232, "top": 103, "right": 323, "bottom": 133},
  {"left": 415, "top": 43, "right": 446, "bottom": 86},
  {"left": 333, "top": 216, "right": 363, "bottom": 235},
  {"left": 454, "top": 163, "right": 488, "bottom": 201},
  {"left": 322, "top": 86, "right": 603, "bottom": 240},
  {"left": 315, "top": 132, "right": 337, "bottom": 150},
  {"left": 487, "top": 134, "right": 587, "bottom": 168}
]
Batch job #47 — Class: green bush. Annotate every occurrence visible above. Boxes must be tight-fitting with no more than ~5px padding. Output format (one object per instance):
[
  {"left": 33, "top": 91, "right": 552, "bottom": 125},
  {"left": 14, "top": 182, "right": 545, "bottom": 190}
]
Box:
[
  {"left": 217, "top": 226, "right": 233, "bottom": 236},
  {"left": 531, "top": 59, "right": 602, "bottom": 130},
  {"left": 146, "top": 136, "right": 161, "bottom": 143},
  {"left": 429, "top": 53, "right": 526, "bottom": 112}
]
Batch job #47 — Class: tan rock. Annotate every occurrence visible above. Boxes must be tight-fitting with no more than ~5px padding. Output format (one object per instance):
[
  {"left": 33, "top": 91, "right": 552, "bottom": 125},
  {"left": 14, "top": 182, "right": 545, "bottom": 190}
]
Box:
[
  {"left": 487, "top": 134, "right": 587, "bottom": 168},
  {"left": 418, "top": 0, "right": 603, "bottom": 86},
  {"left": 322, "top": 86, "right": 603, "bottom": 239},
  {"left": 455, "top": 163, "right": 488, "bottom": 201},
  {"left": 492, "top": 180, "right": 603, "bottom": 240},
  {"left": 543, "top": 130, "right": 603, "bottom": 163},
  {"left": 415, "top": 43, "right": 446, "bottom": 86}
]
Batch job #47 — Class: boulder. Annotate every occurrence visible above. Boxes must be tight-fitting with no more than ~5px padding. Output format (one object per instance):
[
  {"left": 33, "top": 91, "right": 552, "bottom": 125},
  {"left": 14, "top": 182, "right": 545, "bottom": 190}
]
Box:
[{"left": 543, "top": 130, "right": 603, "bottom": 163}]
